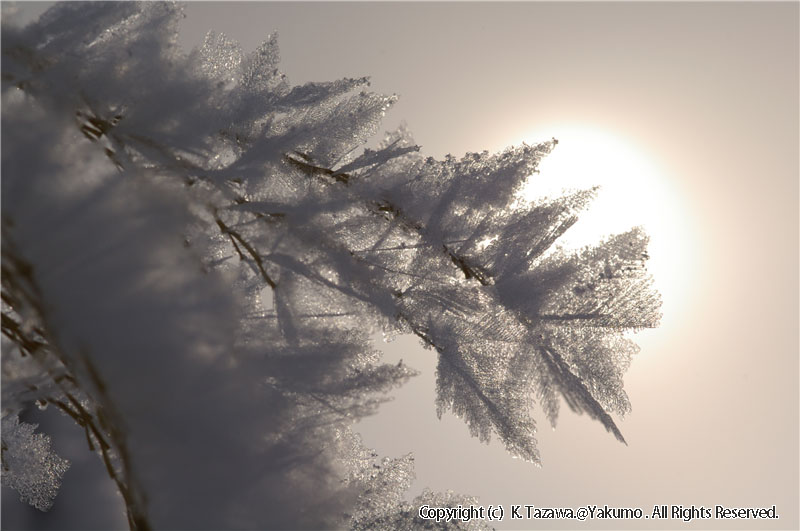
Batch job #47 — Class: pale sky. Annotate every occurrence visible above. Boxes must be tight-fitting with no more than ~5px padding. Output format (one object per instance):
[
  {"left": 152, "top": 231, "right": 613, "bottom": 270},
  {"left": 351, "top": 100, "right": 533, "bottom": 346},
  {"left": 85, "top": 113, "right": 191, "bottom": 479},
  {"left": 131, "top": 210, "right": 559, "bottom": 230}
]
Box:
[{"left": 5, "top": 2, "right": 799, "bottom": 530}]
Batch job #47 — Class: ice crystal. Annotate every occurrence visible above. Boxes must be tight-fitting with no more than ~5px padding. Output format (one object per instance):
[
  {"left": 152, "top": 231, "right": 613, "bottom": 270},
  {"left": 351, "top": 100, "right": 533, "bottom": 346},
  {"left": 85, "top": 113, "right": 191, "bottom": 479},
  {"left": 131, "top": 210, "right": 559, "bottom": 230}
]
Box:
[
  {"left": 2, "top": 2, "right": 660, "bottom": 527},
  {"left": 1, "top": 415, "right": 70, "bottom": 511}
]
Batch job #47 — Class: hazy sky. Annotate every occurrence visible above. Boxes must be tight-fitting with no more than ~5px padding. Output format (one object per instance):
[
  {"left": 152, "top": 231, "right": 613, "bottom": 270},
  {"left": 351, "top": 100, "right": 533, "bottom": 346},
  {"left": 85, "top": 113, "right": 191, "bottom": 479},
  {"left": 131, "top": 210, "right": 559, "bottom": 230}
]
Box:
[{"left": 6, "top": 2, "right": 798, "bottom": 530}]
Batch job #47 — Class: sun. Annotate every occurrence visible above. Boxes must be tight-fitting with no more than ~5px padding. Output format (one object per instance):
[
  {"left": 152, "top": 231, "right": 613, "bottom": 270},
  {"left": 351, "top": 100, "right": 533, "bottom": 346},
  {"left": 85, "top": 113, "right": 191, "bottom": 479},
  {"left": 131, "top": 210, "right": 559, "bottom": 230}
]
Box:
[{"left": 515, "top": 125, "right": 692, "bottom": 328}]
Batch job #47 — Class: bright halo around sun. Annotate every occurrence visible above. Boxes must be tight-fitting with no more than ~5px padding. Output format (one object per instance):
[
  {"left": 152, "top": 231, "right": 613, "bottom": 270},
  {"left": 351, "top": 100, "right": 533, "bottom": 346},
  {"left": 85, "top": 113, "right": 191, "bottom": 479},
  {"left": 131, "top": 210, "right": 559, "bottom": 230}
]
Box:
[{"left": 516, "top": 125, "right": 691, "bottom": 329}]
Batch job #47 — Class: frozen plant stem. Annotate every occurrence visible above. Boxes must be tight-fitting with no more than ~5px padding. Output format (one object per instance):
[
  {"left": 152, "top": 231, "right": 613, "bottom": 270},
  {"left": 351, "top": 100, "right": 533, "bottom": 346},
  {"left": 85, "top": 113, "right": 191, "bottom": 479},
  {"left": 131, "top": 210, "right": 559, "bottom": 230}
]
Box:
[{"left": 2, "top": 3, "right": 660, "bottom": 529}]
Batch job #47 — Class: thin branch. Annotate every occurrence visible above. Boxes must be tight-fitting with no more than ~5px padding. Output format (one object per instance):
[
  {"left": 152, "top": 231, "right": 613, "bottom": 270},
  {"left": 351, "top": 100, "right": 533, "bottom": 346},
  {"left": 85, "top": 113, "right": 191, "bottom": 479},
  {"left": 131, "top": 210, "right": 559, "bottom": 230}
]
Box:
[{"left": 214, "top": 214, "right": 277, "bottom": 289}]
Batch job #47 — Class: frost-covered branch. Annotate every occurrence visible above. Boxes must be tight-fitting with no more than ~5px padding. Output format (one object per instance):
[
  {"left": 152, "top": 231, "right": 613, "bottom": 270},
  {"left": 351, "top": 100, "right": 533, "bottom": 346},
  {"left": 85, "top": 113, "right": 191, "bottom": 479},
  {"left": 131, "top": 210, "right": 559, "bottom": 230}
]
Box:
[{"left": 2, "top": 2, "right": 659, "bottom": 528}]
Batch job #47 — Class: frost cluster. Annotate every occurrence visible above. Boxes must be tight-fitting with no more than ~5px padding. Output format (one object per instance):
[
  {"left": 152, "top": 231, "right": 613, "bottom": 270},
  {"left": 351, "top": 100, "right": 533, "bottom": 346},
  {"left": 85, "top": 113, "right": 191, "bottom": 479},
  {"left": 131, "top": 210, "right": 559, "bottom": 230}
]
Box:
[
  {"left": 1, "top": 415, "right": 70, "bottom": 512},
  {"left": 2, "top": 2, "right": 660, "bottom": 528}
]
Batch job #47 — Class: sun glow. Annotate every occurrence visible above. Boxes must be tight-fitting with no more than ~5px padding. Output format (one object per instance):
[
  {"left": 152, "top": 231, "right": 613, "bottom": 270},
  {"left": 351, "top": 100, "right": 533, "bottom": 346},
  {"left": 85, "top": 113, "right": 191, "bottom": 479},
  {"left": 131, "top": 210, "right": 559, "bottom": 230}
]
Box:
[{"left": 517, "top": 125, "right": 691, "bottom": 327}]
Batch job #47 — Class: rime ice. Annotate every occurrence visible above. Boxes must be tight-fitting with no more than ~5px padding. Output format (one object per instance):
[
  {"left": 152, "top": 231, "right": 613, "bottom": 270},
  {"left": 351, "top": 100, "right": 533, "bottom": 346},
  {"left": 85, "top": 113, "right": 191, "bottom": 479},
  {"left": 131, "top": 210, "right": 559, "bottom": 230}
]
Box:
[
  {"left": 2, "top": 2, "right": 660, "bottom": 528},
  {"left": 0, "top": 415, "right": 70, "bottom": 511}
]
